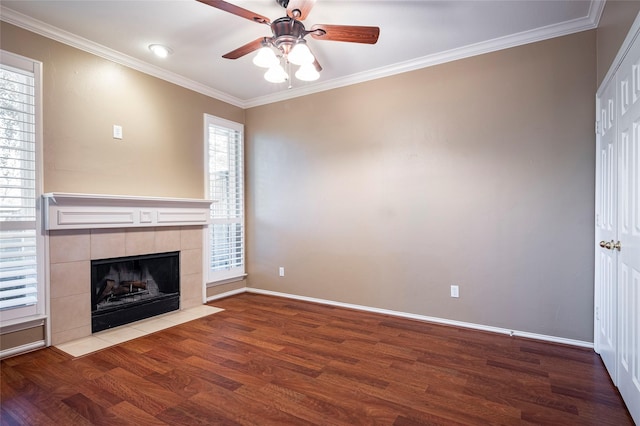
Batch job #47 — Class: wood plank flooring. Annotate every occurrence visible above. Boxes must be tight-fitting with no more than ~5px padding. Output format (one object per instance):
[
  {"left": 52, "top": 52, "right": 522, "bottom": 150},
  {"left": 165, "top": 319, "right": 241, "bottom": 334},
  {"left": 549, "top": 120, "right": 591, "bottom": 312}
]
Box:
[{"left": 1, "top": 293, "right": 633, "bottom": 425}]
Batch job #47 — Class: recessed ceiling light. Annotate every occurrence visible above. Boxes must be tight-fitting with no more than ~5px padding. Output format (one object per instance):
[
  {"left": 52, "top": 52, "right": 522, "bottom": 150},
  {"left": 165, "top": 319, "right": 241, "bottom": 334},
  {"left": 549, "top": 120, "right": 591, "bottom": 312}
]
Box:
[{"left": 148, "top": 44, "right": 172, "bottom": 58}]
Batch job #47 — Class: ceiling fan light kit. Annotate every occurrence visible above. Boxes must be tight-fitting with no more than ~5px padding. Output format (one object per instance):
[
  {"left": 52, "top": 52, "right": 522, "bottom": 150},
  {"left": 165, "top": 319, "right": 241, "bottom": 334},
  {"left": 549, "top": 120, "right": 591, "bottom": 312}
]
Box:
[
  {"left": 264, "top": 63, "right": 289, "bottom": 83},
  {"left": 252, "top": 46, "right": 280, "bottom": 68},
  {"left": 254, "top": 39, "right": 318, "bottom": 82},
  {"left": 288, "top": 41, "right": 314, "bottom": 66},
  {"left": 295, "top": 62, "right": 320, "bottom": 81},
  {"left": 197, "top": 0, "right": 379, "bottom": 85}
]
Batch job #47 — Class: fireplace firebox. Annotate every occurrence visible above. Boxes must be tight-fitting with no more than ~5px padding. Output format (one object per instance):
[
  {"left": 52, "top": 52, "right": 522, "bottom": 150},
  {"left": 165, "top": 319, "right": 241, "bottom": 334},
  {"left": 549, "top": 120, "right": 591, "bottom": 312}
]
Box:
[{"left": 91, "top": 251, "right": 180, "bottom": 333}]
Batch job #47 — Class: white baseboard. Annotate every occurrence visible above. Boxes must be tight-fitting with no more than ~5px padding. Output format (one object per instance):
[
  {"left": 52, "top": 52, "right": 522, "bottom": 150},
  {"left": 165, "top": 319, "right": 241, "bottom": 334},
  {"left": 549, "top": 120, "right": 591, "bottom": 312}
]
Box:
[
  {"left": 205, "top": 287, "right": 247, "bottom": 302},
  {"left": 0, "top": 340, "right": 46, "bottom": 360},
  {"left": 244, "top": 287, "right": 594, "bottom": 349}
]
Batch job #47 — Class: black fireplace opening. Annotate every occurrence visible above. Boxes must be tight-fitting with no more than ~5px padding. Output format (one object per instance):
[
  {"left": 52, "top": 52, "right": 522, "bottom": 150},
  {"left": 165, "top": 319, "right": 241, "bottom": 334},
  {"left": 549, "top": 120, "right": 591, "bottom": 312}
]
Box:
[{"left": 91, "top": 251, "right": 180, "bottom": 333}]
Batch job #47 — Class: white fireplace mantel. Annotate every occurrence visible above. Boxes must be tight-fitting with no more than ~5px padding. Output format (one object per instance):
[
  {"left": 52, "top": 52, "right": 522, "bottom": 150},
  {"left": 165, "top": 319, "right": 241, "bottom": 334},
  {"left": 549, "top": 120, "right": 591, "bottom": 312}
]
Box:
[{"left": 43, "top": 192, "right": 213, "bottom": 230}]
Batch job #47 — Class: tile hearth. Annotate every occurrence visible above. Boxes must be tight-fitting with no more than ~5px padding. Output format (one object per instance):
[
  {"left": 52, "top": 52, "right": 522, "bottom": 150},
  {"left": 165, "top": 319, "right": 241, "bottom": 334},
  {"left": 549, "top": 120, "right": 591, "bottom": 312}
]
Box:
[
  {"left": 54, "top": 304, "right": 223, "bottom": 357},
  {"left": 49, "top": 225, "right": 205, "bottom": 345}
]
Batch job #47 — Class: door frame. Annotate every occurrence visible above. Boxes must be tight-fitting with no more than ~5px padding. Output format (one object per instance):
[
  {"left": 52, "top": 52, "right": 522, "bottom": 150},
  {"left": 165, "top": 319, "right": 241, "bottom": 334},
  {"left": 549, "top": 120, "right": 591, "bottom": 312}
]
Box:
[
  {"left": 593, "top": 13, "right": 640, "bottom": 423},
  {"left": 594, "top": 13, "right": 640, "bottom": 357}
]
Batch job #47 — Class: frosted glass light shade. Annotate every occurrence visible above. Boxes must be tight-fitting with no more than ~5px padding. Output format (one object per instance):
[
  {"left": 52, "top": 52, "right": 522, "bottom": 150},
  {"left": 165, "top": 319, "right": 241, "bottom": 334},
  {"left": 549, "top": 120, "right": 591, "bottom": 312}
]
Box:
[
  {"left": 253, "top": 47, "right": 279, "bottom": 68},
  {"left": 295, "top": 63, "right": 320, "bottom": 81},
  {"left": 288, "top": 43, "right": 314, "bottom": 65},
  {"left": 264, "top": 64, "right": 288, "bottom": 83}
]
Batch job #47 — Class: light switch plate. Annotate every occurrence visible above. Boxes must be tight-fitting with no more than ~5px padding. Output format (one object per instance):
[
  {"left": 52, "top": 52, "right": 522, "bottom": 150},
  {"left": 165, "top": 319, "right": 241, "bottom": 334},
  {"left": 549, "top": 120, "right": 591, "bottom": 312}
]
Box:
[
  {"left": 113, "top": 125, "right": 123, "bottom": 139},
  {"left": 451, "top": 285, "right": 459, "bottom": 298}
]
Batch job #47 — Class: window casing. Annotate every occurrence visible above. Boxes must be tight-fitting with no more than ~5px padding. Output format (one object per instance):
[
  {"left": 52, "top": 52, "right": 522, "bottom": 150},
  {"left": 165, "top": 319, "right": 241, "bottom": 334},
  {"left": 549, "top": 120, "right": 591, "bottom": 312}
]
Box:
[
  {"left": 0, "top": 50, "right": 45, "bottom": 323},
  {"left": 204, "top": 115, "right": 245, "bottom": 283}
]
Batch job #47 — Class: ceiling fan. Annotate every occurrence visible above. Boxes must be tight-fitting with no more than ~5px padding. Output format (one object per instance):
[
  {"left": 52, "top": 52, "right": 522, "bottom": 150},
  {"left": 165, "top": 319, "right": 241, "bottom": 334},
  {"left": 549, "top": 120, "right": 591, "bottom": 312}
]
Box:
[{"left": 196, "top": 0, "right": 380, "bottom": 83}]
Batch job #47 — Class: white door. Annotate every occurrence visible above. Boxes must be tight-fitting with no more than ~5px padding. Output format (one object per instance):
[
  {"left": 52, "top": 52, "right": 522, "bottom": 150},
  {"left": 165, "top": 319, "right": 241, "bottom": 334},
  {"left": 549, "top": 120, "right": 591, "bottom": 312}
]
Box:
[
  {"left": 595, "top": 77, "right": 618, "bottom": 382},
  {"left": 614, "top": 34, "right": 640, "bottom": 423}
]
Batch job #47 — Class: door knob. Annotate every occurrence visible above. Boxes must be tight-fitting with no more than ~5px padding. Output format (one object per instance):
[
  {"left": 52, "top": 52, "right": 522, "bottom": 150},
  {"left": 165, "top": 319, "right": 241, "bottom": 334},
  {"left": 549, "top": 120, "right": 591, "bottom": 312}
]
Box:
[
  {"left": 599, "top": 240, "right": 621, "bottom": 251},
  {"left": 599, "top": 241, "right": 613, "bottom": 249}
]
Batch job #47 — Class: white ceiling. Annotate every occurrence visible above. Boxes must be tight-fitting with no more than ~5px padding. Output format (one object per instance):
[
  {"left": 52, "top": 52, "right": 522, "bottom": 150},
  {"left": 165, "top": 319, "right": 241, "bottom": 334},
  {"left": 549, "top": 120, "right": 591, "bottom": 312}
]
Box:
[{"left": 1, "top": 0, "right": 603, "bottom": 107}]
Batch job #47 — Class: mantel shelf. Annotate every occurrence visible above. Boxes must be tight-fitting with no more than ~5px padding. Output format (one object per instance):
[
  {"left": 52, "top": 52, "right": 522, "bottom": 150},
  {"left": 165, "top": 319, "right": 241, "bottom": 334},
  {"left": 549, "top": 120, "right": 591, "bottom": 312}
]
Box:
[{"left": 43, "top": 192, "right": 213, "bottom": 230}]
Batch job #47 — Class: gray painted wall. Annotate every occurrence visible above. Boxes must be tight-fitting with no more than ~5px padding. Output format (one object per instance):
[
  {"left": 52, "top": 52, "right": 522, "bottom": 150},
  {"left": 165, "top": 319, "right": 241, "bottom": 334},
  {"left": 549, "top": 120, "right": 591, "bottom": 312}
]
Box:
[{"left": 245, "top": 31, "right": 597, "bottom": 342}]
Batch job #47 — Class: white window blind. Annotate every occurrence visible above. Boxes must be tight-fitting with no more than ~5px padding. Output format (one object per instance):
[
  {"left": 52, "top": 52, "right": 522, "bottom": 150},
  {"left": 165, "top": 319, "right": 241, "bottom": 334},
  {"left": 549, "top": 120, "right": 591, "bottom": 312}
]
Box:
[
  {"left": 205, "top": 115, "right": 245, "bottom": 282},
  {"left": 0, "top": 51, "right": 44, "bottom": 322}
]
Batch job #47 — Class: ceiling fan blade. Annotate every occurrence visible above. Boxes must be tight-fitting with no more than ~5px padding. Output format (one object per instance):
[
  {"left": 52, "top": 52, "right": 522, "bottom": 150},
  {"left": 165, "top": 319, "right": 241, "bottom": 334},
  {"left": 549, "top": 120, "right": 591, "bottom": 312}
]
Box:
[
  {"left": 196, "top": 0, "right": 270, "bottom": 25},
  {"left": 310, "top": 24, "right": 380, "bottom": 44},
  {"left": 222, "top": 37, "right": 267, "bottom": 59},
  {"left": 287, "top": 0, "right": 316, "bottom": 20}
]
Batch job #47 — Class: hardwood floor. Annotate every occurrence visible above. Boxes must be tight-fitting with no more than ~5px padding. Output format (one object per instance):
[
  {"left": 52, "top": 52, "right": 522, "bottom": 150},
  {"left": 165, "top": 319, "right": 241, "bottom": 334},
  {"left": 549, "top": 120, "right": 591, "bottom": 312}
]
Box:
[{"left": 1, "top": 293, "right": 633, "bottom": 425}]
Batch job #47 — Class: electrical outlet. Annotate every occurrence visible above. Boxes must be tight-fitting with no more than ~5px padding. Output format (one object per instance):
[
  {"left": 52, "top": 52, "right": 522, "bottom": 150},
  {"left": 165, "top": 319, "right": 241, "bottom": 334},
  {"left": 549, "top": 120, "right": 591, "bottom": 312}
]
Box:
[
  {"left": 279, "top": 267, "right": 285, "bottom": 277},
  {"left": 450, "top": 285, "right": 459, "bottom": 298},
  {"left": 113, "top": 124, "right": 123, "bottom": 139}
]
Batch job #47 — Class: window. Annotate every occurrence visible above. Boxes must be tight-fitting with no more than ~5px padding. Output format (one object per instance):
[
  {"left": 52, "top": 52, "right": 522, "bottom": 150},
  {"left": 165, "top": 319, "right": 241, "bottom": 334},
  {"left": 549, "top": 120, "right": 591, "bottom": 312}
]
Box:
[
  {"left": 204, "top": 114, "right": 245, "bottom": 282},
  {"left": 0, "top": 51, "right": 44, "bottom": 323}
]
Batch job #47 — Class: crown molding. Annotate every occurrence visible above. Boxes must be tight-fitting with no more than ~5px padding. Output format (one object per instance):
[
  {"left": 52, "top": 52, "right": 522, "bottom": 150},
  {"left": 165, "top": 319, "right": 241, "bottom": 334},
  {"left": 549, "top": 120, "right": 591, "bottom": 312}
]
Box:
[
  {"left": 597, "top": 4, "right": 640, "bottom": 94},
  {"left": 245, "top": 0, "right": 605, "bottom": 108},
  {"left": 589, "top": 0, "right": 607, "bottom": 28},
  {"left": 0, "top": 6, "right": 245, "bottom": 108},
  {"left": 2, "top": 1, "right": 605, "bottom": 109}
]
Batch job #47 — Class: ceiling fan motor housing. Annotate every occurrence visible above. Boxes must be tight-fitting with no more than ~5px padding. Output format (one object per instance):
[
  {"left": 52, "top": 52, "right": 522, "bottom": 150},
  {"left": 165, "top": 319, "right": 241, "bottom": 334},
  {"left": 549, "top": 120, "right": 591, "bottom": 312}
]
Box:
[
  {"left": 198, "top": 0, "right": 379, "bottom": 65},
  {"left": 271, "top": 17, "right": 306, "bottom": 54}
]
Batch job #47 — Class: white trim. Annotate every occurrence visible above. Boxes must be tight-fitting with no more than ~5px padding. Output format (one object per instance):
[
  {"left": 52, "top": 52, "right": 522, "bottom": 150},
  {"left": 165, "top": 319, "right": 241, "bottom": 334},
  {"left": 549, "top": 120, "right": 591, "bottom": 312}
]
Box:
[
  {"left": 37, "top": 42, "right": 50, "bottom": 344},
  {"left": 205, "top": 115, "right": 244, "bottom": 134},
  {"left": 597, "top": 11, "right": 640, "bottom": 96},
  {"left": 0, "top": 6, "right": 245, "bottom": 108},
  {"left": 44, "top": 229, "right": 51, "bottom": 347},
  {"left": 588, "top": 0, "right": 607, "bottom": 29},
  {"left": 244, "top": 2, "right": 605, "bottom": 108},
  {"left": 206, "top": 287, "right": 246, "bottom": 303},
  {"left": 204, "top": 114, "right": 246, "bottom": 283},
  {"left": 0, "top": 340, "right": 46, "bottom": 360},
  {"left": 0, "top": 316, "right": 46, "bottom": 333},
  {"left": 201, "top": 227, "right": 207, "bottom": 305},
  {"left": 245, "top": 288, "right": 594, "bottom": 349},
  {"left": 593, "top": 11, "right": 640, "bottom": 354},
  {"left": 0, "top": 50, "right": 46, "bottom": 324},
  {"left": 207, "top": 274, "right": 247, "bottom": 287},
  {"left": 1, "top": 2, "right": 604, "bottom": 109},
  {"left": 42, "top": 192, "right": 213, "bottom": 230}
]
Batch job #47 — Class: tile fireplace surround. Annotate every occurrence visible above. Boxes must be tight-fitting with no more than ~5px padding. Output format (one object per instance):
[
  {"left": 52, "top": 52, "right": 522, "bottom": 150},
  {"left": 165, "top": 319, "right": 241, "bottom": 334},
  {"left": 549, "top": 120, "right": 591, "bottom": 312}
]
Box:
[{"left": 44, "top": 193, "right": 212, "bottom": 345}]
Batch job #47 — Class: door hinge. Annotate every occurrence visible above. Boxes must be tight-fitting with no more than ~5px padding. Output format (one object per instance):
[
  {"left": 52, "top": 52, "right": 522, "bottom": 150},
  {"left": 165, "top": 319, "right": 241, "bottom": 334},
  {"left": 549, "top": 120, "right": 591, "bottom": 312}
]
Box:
[{"left": 595, "top": 121, "right": 600, "bottom": 134}]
